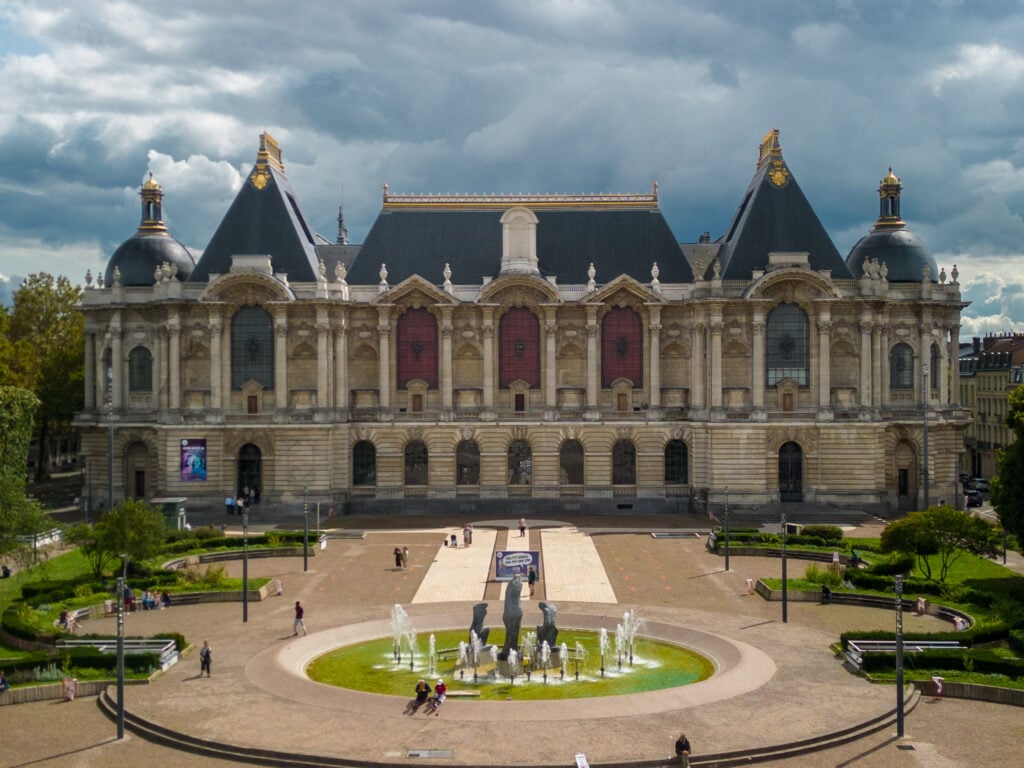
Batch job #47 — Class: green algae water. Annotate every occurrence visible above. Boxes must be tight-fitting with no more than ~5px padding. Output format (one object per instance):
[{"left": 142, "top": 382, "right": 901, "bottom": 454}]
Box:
[{"left": 307, "top": 629, "right": 713, "bottom": 700}]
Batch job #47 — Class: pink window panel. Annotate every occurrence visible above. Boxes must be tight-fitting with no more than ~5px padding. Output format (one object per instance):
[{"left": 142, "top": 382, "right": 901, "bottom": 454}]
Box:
[
  {"left": 602, "top": 306, "right": 642, "bottom": 387},
  {"left": 397, "top": 308, "right": 438, "bottom": 388},
  {"left": 499, "top": 307, "right": 540, "bottom": 388}
]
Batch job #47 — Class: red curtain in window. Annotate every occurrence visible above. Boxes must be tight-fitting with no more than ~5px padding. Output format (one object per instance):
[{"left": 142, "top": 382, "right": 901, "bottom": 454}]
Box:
[
  {"left": 602, "top": 307, "right": 642, "bottom": 387},
  {"left": 397, "top": 308, "right": 438, "bottom": 388},
  {"left": 499, "top": 307, "right": 540, "bottom": 388}
]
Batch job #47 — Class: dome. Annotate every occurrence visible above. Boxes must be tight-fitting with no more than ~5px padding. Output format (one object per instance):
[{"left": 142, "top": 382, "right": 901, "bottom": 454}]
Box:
[
  {"left": 104, "top": 234, "right": 195, "bottom": 287},
  {"left": 845, "top": 228, "right": 938, "bottom": 283}
]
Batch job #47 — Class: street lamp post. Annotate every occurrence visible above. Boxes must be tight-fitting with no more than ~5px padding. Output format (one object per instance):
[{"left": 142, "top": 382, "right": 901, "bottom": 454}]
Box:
[
  {"left": 922, "top": 362, "right": 930, "bottom": 509},
  {"left": 781, "top": 510, "right": 789, "bottom": 624},
  {"left": 242, "top": 511, "right": 249, "bottom": 623},
  {"left": 723, "top": 485, "right": 730, "bottom": 572},
  {"left": 302, "top": 485, "right": 309, "bottom": 573},
  {"left": 115, "top": 553, "right": 128, "bottom": 739},
  {"left": 895, "top": 574, "right": 905, "bottom": 737}
]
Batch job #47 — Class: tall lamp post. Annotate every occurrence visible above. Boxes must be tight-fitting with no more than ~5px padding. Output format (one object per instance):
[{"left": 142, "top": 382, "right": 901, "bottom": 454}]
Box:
[
  {"left": 302, "top": 485, "right": 309, "bottom": 573},
  {"left": 723, "top": 485, "right": 731, "bottom": 572},
  {"left": 242, "top": 511, "right": 249, "bottom": 623},
  {"left": 895, "top": 574, "right": 905, "bottom": 737},
  {"left": 781, "top": 510, "right": 789, "bottom": 624},
  {"left": 922, "top": 362, "right": 930, "bottom": 509},
  {"left": 115, "top": 553, "right": 128, "bottom": 739}
]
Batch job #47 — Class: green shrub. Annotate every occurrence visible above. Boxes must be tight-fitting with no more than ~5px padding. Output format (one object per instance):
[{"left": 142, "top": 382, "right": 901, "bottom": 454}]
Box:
[
  {"left": 805, "top": 562, "right": 843, "bottom": 586},
  {"left": 801, "top": 525, "right": 845, "bottom": 545},
  {"left": 864, "top": 553, "right": 916, "bottom": 577},
  {"left": 860, "top": 648, "right": 1024, "bottom": 677}
]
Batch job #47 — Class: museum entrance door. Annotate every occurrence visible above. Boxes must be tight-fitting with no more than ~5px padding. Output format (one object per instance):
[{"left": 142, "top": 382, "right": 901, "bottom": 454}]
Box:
[
  {"left": 238, "top": 443, "right": 262, "bottom": 498},
  {"left": 778, "top": 441, "right": 803, "bottom": 502}
]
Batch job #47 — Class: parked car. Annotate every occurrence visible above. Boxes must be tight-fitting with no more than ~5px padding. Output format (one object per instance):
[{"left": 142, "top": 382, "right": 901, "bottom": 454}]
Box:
[
  {"left": 964, "top": 489, "right": 983, "bottom": 508},
  {"left": 972, "top": 478, "right": 990, "bottom": 493}
]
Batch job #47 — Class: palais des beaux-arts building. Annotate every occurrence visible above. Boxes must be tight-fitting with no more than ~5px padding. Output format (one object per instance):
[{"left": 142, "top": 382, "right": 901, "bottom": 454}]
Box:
[{"left": 75, "top": 130, "right": 969, "bottom": 516}]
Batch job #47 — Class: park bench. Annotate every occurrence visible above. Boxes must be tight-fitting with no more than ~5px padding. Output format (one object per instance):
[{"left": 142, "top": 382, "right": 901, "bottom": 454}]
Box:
[{"left": 56, "top": 637, "right": 180, "bottom": 670}]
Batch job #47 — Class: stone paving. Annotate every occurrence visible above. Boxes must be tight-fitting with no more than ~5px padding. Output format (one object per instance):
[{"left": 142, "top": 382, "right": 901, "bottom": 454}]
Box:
[{"left": 2, "top": 514, "right": 1023, "bottom": 767}]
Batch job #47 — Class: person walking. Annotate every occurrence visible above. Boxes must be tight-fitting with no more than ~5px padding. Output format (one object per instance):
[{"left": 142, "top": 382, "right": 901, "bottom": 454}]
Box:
[
  {"left": 401, "top": 546, "right": 409, "bottom": 570},
  {"left": 199, "top": 641, "right": 212, "bottom": 677},
  {"left": 293, "top": 601, "right": 307, "bottom": 636},
  {"left": 225, "top": 495, "right": 235, "bottom": 515},
  {"left": 518, "top": 518, "right": 526, "bottom": 537},
  {"left": 527, "top": 565, "right": 538, "bottom": 597},
  {"left": 394, "top": 547, "right": 403, "bottom": 569},
  {"left": 674, "top": 733, "right": 692, "bottom": 767}
]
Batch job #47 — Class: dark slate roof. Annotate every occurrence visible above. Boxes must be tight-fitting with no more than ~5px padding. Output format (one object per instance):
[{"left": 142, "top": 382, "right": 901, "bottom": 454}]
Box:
[
  {"left": 846, "top": 228, "right": 938, "bottom": 283},
  {"left": 715, "top": 137, "right": 852, "bottom": 281},
  {"left": 345, "top": 201, "right": 692, "bottom": 285},
  {"left": 189, "top": 157, "right": 320, "bottom": 283},
  {"left": 105, "top": 234, "right": 194, "bottom": 287}
]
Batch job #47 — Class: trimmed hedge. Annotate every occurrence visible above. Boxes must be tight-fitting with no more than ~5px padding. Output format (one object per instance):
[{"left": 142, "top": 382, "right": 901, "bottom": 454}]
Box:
[
  {"left": 860, "top": 648, "right": 1024, "bottom": 678},
  {"left": 1, "top": 647, "right": 161, "bottom": 682}
]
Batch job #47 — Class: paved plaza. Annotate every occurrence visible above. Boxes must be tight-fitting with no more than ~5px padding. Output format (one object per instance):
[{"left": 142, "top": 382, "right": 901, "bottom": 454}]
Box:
[{"left": 3, "top": 514, "right": 1023, "bottom": 767}]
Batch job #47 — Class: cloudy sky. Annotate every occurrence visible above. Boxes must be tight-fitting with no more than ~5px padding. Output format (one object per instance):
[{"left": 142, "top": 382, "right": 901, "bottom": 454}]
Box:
[{"left": 1, "top": 0, "right": 1023, "bottom": 338}]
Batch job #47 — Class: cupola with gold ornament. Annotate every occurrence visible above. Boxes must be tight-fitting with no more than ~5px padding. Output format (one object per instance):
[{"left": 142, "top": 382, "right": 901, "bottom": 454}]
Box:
[
  {"left": 875, "top": 167, "right": 904, "bottom": 227},
  {"left": 137, "top": 172, "right": 169, "bottom": 235}
]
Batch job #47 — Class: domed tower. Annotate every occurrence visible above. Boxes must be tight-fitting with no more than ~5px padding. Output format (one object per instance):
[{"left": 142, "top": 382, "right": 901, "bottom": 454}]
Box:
[
  {"left": 846, "top": 168, "right": 938, "bottom": 282},
  {"left": 104, "top": 172, "right": 195, "bottom": 286}
]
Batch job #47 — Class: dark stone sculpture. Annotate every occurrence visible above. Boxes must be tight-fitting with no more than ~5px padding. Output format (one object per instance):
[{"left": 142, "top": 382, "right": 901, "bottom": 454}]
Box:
[
  {"left": 469, "top": 601, "right": 490, "bottom": 646},
  {"left": 536, "top": 601, "right": 559, "bottom": 649},
  {"left": 499, "top": 573, "right": 523, "bottom": 660}
]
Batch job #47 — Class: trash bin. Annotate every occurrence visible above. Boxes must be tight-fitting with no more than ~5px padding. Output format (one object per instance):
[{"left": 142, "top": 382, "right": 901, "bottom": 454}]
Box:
[
  {"left": 931, "top": 675, "right": 944, "bottom": 699},
  {"left": 62, "top": 677, "right": 77, "bottom": 701},
  {"left": 916, "top": 596, "right": 927, "bottom": 616},
  {"left": 104, "top": 599, "right": 114, "bottom": 616}
]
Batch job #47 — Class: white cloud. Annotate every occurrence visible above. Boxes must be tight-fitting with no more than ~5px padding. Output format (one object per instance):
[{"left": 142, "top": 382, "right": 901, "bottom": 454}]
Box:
[{"left": 930, "top": 43, "right": 1024, "bottom": 92}]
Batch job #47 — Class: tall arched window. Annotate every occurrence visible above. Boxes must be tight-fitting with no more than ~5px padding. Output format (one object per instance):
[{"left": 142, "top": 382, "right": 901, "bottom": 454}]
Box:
[
  {"left": 602, "top": 306, "right": 643, "bottom": 387},
  {"left": 353, "top": 441, "right": 376, "bottom": 486},
  {"left": 128, "top": 346, "right": 152, "bottom": 392},
  {"left": 766, "top": 303, "right": 809, "bottom": 385},
  {"left": 456, "top": 440, "right": 480, "bottom": 485},
  {"left": 930, "top": 343, "right": 940, "bottom": 391},
  {"left": 499, "top": 308, "right": 540, "bottom": 388},
  {"left": 890, "top": 343, "right": 914, "bottom": 390},
  {"left": 612, "top": 440, "right": 636, "bottom": 485},
  {"left": 231, "top": 306, "right": 274, "bottom": 389},
  {"left": 508, "top": 439, "right": 532, "bottom": 485},
  {"left": 397, "top": 308, "right": 438, "bottom": 388},
  {"left": 404, "top": 440, "right": 428, "bottom": 485},
  {"left": 664, "top": 440, "right": 688, "bottom": 485},
  {"left": 559, "top": 440, "right": 584, "bottom": 485}
]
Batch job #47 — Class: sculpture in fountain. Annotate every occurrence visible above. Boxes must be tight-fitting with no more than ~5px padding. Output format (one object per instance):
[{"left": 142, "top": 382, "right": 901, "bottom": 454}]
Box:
[
  {"left": 536, "top": 601, "right": 559, "bottom": 648},
  {"left": 469, "top": 602, "right": 490, "bottom": 646},
  {"left": 499, "top": 573, "right": 523, "bottom": 660}
]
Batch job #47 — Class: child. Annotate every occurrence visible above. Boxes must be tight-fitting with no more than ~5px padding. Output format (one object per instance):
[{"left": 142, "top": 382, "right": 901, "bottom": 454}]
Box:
[{"left": 429, "top": 678, "right": 447, "bottom": 715}]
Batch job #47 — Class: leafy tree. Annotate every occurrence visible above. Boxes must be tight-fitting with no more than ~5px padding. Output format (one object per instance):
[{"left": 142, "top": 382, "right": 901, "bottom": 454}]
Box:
[
  {"left": 0, "top": 305, "right": 13, "bottom": 385},
  {"left": 99, "top": 499, "right": 167, "bottom": 574},
  {"left": 64, "top": 523, "right": 114, "bottom": 578},
  {"left": 0, "top": 386, "right": 52, "bottom": 561},
  {"left": 880, "top": 505, "right": 1001, "bottom": 582},
  {"left": 991, "top": 386, "right": 1024, "bottom": 542},
  {"left": 5, "top": 273, "right": 84, "bottom": 479}
]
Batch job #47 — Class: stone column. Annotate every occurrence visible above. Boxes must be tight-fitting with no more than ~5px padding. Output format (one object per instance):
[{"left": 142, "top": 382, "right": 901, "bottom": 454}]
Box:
[
  {"left": 586, "top": 305, "right": 600, "bottom": 409},
  {"left": 153, "top": 330, "right": 164, "bottom": 410},
  {"left": 84, "top": 330, "right": 95, "bottom": 410},
  {"left": 919, "top": 323, "right": 931, "bottom": 405},
  {"left": 859, "top": 313, "right": 873, "bottom": 408},
  {"left": 209, "top": 311, "right": 222, "bottom": 410},
  {"left": 709, "top": 312, "right": 723, "bottom": 409},
  {"left": 818, "top": 310, "right": 832, "bottom": 410},
  {"left": 274, "top": 311, "right": 288, "bottom": 408},
  {"left": 168, "top": 310, "right": 181, "bottom": 410},
  {"left": 691, "top": 320, "right": 706, "bottom": 409},
  {"left": 878, "top": 326, "right": 888, "bottom": 405},
  {"left": 94, "top": 334, "right": 106, "bottom": 408},
  {"left": 482, "top": 307, "right": 495, "bottom": 408},
  {"left": 334, "top": 322, "right": 349, "bottom": 410},
  {"left": 440, "top": 307, "right": 454, "bottom": 409},
  {"left": 949, "top": 324, "right": 960, "bottom": 405},
  {"left": 752, "top": 310, "right": 765, "bottom": 409},
  {"left": 316, "top": 307, "right": 330, "bottom": 409},
  {"left": 376, "top": 306, "right": 392, "bottom": 409},
  {"left": 110, "top": 311, "right": 123, "bottom": 410},
  {"left": 647, "top": 305, "right": 662, "bottom": 408},
  {"left": 544, "top": 307, "right": 557, "bottom": 408}
]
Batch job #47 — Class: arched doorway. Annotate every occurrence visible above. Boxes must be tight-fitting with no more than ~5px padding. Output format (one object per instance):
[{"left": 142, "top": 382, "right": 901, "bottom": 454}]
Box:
[
  {"left": 894, "top": 440, "right": 917, "bottom": 512},
  {"left": 124, "top": 441, "right": 150, "bottom": 499},
  {"left": 238, "top": 444, "right": 262, "bottom": 497},
  {"left": 778, "top": 441, "right": 803, "bottom": 503}
]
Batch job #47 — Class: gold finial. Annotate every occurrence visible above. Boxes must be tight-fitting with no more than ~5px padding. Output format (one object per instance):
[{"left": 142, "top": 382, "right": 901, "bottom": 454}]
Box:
[
  {"left": 882, "top": 166, "right": 900, "bottom": 187},
  {"left": 142, "top": 171, "right": 161, "bottom": 190},
  {"left": 256, "top": 132, "right": 285, "bottom": 173},
  {"left": 758, "top": 128, "right": 782, "bottom": 167}
]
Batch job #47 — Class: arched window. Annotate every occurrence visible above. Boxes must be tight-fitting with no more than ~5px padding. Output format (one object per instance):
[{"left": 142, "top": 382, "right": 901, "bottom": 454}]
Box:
[
  {"left": 930, "top": 343, "right": 940, "bottom": 391},
  {"left": 238, "top": 443, "right": 261, "bottom": 496},
  {"left": 397, "top": 308, "right": 438, "bottom": 388},
  {"left": 404, "top": 440, "right": 428, "bottom": 485},
  {"left": 779, "top": 441, "right": 803, "bottom": 503},
  {"left": 559, "top": 440, "right": 584, "bottom": 485},
  {"left": 766, "top": 303, "right": 808, "bottom": 385},
  {"left": 456, "top": 440, "right": 480, "bottom": 485},
  {"left": 602, "top": 306, "right": 643, "bottom": 387},
  {"left": 128, "top": 346, "right": 152, "bottom": 392},
  {"left": 612, "top": 439, "right": 636, "bottom": 485},
  {"left": 665, "top": 440, "right": 688, "bottom": 485},
  {"left": 499, "top": 308, "right": 540, "bottom": 388},
  {"left": 353, "top": 441, "right": 376, "bottom": 486},
  {"left": 231, "top": 306, "right": 274, "bottom": 390},
  {"left": 890, "top": 343, "right": 914, "bottom": 390},
  {"left": 508, "top": 439, "right": 532, "bottom": 485}
]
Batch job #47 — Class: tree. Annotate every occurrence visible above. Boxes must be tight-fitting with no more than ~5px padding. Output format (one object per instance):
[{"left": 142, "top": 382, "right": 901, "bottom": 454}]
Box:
[
  {"left": 5, "top": 273, "right": 84, "bottom": 480},
  {"left": 64, "top": 523, "right": 114, "bottom": 578},
  {"left": 991, "top": 386, "right": 1024, "bottom": 542},
  {"left": 880, "top": 505, "right": 1002, "bottom": 582},
  {"left": 99, "top": 499, "right": 167, "bottom": 574},
  {"left": 0, "top": 386, "right": 52, "bottom": 561}
]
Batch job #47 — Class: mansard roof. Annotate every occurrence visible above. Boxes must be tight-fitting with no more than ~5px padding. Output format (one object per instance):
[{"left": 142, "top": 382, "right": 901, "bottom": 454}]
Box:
[
  {"left": 344, "top": 190, "right": 693, "bottom": 286},
  {"left": 189, "top": 133, "right": 321, "bottom": 283},
  {"left": 715, "top": 130, "right": 853, "bottom": 281}
]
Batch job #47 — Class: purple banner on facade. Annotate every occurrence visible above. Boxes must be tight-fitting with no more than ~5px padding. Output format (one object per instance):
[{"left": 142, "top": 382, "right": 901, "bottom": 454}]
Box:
[
  {"left": 180, "top": 439, "right": 207, "bottom": 481},
  {"left": 494, "top": 550, "right": 539, "bottom": 581}
]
